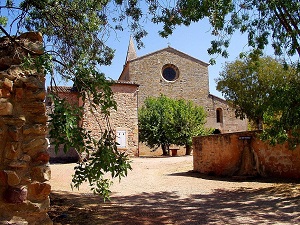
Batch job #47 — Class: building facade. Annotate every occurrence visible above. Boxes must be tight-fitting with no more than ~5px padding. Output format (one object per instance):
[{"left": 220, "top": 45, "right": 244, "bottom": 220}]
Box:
[
  {"left": 46, "top": 82, "right": 139, "bottom": 158},
  {"left": 119, "top": 38, "right": 248, "bottom": 135}
]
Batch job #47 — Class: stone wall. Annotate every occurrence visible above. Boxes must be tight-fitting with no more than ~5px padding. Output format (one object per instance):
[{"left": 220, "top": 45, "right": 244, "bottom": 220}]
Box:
[
  {"left": 82, "top": 82, "right": 139, "bottom": 156},
  {"left": 0, "top": 33, "right": 52, "bottom": 224},
  {"left": 47, "top": 82, "right": 139, "bottom": 157},
  {"left": 193, "top": 131, "right": 300, "bottom": 179}
]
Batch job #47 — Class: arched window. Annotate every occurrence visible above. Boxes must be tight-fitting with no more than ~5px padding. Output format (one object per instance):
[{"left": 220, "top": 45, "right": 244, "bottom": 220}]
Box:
[{"left": 216, "top": 108, "right": 223, "bottom": 123}]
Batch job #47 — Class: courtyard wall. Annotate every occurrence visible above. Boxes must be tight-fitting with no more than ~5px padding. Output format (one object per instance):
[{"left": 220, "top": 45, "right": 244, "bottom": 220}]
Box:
[{"left": 193, "top": 131, "right": 300, "bottom": 179}]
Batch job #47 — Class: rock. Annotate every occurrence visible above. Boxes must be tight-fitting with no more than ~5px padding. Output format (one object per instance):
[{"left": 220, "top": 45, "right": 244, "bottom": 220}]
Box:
[
  {"left": 34, "top": 152, "right": 50, "bottom": 164},
  {"left": 5, "top": 170, "right": 21, "bottom": 186},
  {"left": 31, "top": 166, "right": 51, "bottom": 182},
  {"left": 23, "top": 124, "right": 47, "bottom": 135},
  {"left": 3, "top": 78, "right": 13, "bottom": 91},
  {"left": 0, "top": 88, "right": 11, "bottom": 98},
  {"left": 4, "top": 186, "right": 27, "bottom": 203},
  {"left": 0, "top": 98, "right": 13, "bottom": 115},
  {"left": 0, "top": 171, "right": 7, "bottom": 186},
  {"left": 19, "top": 32, "right": 43, "bottom": 43},
  {"left": 27, "top": 182, "right": 51, "bottom": 202}
]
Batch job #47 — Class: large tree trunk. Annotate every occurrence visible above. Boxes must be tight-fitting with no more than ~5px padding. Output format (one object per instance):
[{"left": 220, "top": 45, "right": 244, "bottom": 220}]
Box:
[{"left": 185, "top": 145, "right": 192, "bottom": 155}]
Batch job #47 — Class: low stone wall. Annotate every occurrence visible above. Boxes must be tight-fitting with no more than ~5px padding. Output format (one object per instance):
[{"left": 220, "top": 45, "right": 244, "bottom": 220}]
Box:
[
  {"left": 0, "top": 33, "right": 52, "bottom": 224},
  {"left": 193, "top": 131, "right": 300, "bottom": 179}
]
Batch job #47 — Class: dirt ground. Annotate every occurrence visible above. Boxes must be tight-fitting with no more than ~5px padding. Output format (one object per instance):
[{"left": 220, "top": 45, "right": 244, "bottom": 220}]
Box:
[{"left": 49, "top": 156, "right": 300, "bottom": 224}]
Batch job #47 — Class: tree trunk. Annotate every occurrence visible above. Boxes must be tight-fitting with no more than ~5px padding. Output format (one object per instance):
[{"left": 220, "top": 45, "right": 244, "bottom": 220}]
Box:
[
  {"left": 235, "top": 139, "right": 258, "bottom": 177},
  {"left": 161, "top": 144, "right": 169, "bottom": 156},
  {"left": 185, "top": 145, "right": 192, "bottom": 155}
]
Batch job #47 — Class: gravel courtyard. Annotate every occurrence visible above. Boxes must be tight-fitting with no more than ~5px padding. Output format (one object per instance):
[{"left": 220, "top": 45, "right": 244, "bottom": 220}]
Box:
[{"left": 49, "top": 156, "right": 300, "bottom": 224}]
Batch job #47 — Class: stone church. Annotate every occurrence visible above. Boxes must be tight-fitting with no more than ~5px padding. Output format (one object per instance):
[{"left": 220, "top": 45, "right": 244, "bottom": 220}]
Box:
[
  {"left": 47, "top": 37, "right": 247, "bottom": 158},
  {"left": 119, "top": 37, "right": 247, "bottom": 154}
]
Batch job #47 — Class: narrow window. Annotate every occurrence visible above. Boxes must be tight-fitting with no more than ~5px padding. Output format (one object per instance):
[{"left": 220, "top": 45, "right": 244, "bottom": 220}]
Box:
[
  {"left": 116, "top": 130, "right": 127, "bottom": 148},
  {"left": 216, "top": 108, "right": 223, "bottom": 123}
]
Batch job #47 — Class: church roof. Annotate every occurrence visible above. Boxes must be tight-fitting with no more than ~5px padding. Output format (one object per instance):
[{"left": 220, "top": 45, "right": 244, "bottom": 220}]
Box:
[
  {"left": 128, "top": 46, "right": 209, "bottom": 67},
  {"left": 47, "top": 81, "right": 139, "bottom": 93},
  {"left": 208, "top": 93, "right": 227, "bottom": 103},
  {"left": 47, "top": 86, "right": 77, "bottom": 93}
]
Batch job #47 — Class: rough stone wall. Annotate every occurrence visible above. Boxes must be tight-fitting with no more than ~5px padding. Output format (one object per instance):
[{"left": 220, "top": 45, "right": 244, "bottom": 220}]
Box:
[
  {"left": 0, "top": 33, "right": 52, "bottom": 224},
  {"left": 82, "top": 82, "right": 139, "bottom": 156},
  {"left": 193, "top": 131, "right": 300, "bottom": 179},
  {"left": 204, "top": 95, "right": 248, "bottom": 133},
  {"left": 123, "top": 47, "right": 210, "bottom": 108}
]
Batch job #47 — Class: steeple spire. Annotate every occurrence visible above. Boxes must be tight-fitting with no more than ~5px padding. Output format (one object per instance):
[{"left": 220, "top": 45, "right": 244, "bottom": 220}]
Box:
[{"left": 125, "top": 36, "right": 137, "bottom": 63}]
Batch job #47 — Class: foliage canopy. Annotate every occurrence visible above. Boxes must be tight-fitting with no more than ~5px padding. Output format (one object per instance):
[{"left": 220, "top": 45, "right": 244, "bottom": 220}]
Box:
[
  {"left": 216, "top": 56, "right": 300, "bottom": 147},
  {"left": 138, "top": 95, "right": 211, "bottom": 155}
]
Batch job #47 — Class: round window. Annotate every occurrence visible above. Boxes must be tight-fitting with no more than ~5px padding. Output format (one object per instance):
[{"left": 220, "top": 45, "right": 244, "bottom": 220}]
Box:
[{"left": 162, "top": 64, "right": 179, "bottom": 81}]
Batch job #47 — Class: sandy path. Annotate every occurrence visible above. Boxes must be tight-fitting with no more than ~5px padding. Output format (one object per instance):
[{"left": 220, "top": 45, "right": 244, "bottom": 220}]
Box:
[{"left": 50, "top": 156, "right": 300, "bottom": 224}]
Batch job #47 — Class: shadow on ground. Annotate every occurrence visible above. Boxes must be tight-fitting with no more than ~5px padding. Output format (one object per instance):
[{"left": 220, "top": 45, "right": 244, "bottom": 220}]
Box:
[
  {"left": 49, "top": 183, "right": 300, "bottom": 225},
  {"left": 169, "top": 170, "right": 300, "bottom": 184}
]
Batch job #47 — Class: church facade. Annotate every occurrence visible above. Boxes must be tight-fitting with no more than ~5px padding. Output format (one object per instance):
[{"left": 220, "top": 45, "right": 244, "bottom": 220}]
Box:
[{"left": 119, "top": 38, "right": 247, "bottom": 135}]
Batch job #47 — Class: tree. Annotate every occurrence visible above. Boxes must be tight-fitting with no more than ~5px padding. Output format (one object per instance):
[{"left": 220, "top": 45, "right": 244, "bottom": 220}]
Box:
[
  {"left": 151, "top": 0, "right": 300, "bottom": 62},
  {"left": 216, "top": 56, "right": 299, "bottom": 146},
  {"left": 138, "top": 95, "right": 210, "bottom": 155},
  {"left": 0, "top": 0, "right": 148, "bottom": 199},
  {"left": 138, "top": 95, "right": 174, "bottom": 155},
  {"left": 171, "top": 99, "right": 211, "bottom": 155},
  {"left": 216, "top": 56, "right": 293, "bottom": 128}
]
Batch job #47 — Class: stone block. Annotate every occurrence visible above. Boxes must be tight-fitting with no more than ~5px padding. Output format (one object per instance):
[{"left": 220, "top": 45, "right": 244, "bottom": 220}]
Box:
[
  {"left": 27, "top": 115, "right": 48, "bottom": 124},
  {"left": 22, "top": 76, "right": 44, "bottom": 89},
  {"left": 8, "top": 125, "right": 20, "bottom": 141},
  {"left": 0, "top": 88, "right": 11, "bottom": 98},
  {"left": 6, "top": 65, "right": 24, "bottom": 77},
  {"left": 22, "top": 41, "right": 44, "bottom": 55},
  {"left": 9, "top": 160, "right": 28, "bottom": 169},
  {"left": 22, "top": 138, "right": 47, "bottom": 155},
  {"left": 4, "top": 216, "right": 28, "bottom": 225},
  {"left": 23, "top": 124, "right": 47, "bottom": 135},
  {"left": 19, "top": 32, "right": 43, "bottom": 43},
  {"left": 22, "top": 102, "right": 45, "bottom": 114},
  {"left": 5, "top": 170, "right": 21, "bottom": 186},
  {"left": 0, "top": 170, "right": 7, "bottom": 186},
  {"left": 15, "top": 88, "right": 24, "bottom": 100},
  {"left": 0, "top": 98, "right": 12, "bottom": 115},
  {"left": 34, "top": 152, "right": 50, "bottom": 164},
  {"left": 24, "top": 89, "right": 46, "bottom": 101},
  {"left": 20, "top": 154, "right": 31, "bottom": 162},
  {"left": 27, "top": 182, "right": 51, "bottom": 202},
  {"left": 3, "top": 78, "right": 13, "bottom": 92},
  {"left": 3, "top": 186, "right": 27, "bottom": 203},
  {"left": 0, "top": 71, "right": 14, "bottom": 80},
  {"left": 31, "top": 165, "right": 51, "bottom": 182},
  {"left": 4, "top": 141, "right": 19, "bottom": 160},
  {"left": 1, "top": 116, "right": 26, "bottom": 127}
]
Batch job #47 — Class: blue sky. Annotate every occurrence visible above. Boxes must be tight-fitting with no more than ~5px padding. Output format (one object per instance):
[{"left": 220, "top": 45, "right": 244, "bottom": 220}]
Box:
[{"left": 99, "top": 19, "right": 252, "bottom": 98}]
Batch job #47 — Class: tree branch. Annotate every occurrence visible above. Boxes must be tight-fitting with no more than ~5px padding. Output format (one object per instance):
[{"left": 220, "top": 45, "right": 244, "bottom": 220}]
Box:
[{"left": 274, "top": 5, "right": 300, "bottom": 57}]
